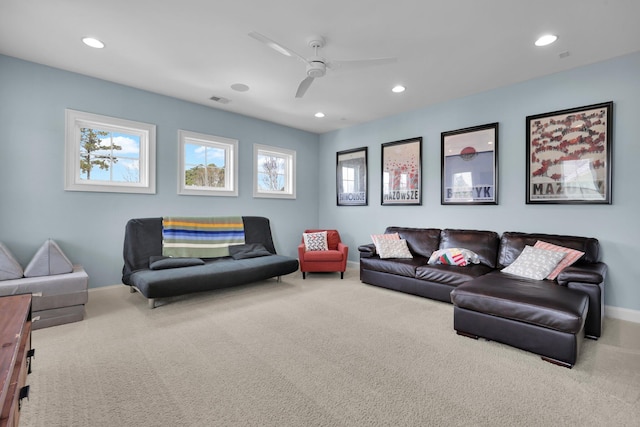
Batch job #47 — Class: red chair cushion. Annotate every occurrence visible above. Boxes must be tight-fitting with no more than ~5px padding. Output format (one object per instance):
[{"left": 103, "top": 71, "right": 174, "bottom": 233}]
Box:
[{"left": 303, "top": 250, "right": 344, "bottom": 262}]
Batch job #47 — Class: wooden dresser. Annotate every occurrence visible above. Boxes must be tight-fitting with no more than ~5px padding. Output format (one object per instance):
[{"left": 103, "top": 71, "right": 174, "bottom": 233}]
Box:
[{"left": 0, "top": 294, "right": 33, "bottom": 427}]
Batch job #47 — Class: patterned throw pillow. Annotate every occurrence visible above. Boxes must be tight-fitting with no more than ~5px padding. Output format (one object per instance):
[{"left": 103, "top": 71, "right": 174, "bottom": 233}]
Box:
[
  {"left": 376, "top": 239, "right": 413, "bottom": 259},
  {"left": 371, "top": 233, "right": 400, "bottom": 254},
  {"left": 303, "top": 231, "right": 328, "bottom": 251},
  {"left": 427, "top": 248, "right": 480, "bottom": 266},
  {"left": 533, "top": 240, "right": 585, "bottom": 280},
  {"left": 501, "top": 245, "right": 567, "bottom": 280}
]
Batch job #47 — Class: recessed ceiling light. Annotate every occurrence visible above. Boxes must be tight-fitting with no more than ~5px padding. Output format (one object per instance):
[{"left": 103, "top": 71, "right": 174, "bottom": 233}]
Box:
[
  {"left": 82, "top": 37, "right": 105, "bottom": 49},
  {"left": 535, "top": 34, "right": 558, "bottom": 47},
  {"left": 314, "top": 112, "right": 325, "bottom": 118},
  {"left": 392, "top": 85, "right": 406, "bottom": 93}
]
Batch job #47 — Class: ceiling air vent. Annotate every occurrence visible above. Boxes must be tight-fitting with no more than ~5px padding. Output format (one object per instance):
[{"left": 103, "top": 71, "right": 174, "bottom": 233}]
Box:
[{"left": 209, "top": 95, "right": 230, "bottom": 104}]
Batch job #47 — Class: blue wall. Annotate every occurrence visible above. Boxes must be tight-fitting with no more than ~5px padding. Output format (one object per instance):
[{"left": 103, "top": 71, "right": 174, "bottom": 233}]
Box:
[
  {"left": 319, "top": 52, "right": 640, "bottom": 312},
  {"left": 2, "top": 52, "right": 639, "bottom": 313},
  {"left": 0, "top": 55, "right": 319, "bottom": 287}
]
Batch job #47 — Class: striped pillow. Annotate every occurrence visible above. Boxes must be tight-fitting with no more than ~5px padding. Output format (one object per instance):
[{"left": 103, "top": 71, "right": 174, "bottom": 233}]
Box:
[{"left": 534, "top": 240, "right": 585, "bottom": 280}]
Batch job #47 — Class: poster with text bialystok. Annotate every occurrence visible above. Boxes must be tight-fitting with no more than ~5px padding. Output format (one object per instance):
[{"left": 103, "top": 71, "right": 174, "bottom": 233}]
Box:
[
  {"left": 381, "top": 137, "right": 422, "bottom": 205},
  {"left": 441, "top": 123, "right": 498, "bottom": 205},
  {"left": 526, "top": 102, "right": 612, "bottom": 204}
]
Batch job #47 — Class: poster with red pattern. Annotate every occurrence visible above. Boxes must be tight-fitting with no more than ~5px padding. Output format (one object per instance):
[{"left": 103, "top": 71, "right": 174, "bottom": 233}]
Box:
[
  {"left": 381, "top": 137, "right": 422, "bottom": 205},
  {"left": 526, "top": 102, "right": 612, "bottom": 204}
]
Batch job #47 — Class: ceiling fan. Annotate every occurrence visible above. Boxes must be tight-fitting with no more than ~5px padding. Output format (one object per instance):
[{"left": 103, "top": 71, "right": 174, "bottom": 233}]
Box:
[{"left": 249, "top": 31, "right": 397, "bottom": 98}]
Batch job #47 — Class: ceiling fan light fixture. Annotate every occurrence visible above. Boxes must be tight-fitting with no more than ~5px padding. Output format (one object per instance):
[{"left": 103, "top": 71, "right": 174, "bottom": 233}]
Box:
[
  {"left": 392, "top": 85, "right": 406, "bottom": 93},
  {"left": 82, "top": 37, "right": 105, "bottom": 49},
  {"left": 314, "top": 112, "right": 325, "bottom": 118},
  {"left": 535, "top": 34, "right": 558, "bottom": 47}
]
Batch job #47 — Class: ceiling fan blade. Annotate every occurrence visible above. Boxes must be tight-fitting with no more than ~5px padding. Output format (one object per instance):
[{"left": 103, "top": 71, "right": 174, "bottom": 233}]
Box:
[
  {"left": 327, "top": 57, "right": 397, "bottom": 71},
  {"left": 295, "top": 76, "right": 315, "bottom": 98},
  {"left": 248, "top": 32, "right": 308, "bottom": 64}
]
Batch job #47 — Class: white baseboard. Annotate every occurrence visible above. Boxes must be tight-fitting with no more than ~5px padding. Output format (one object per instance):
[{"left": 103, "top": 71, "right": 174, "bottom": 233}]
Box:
[{"left": 605, "top": 305, "right": 640, "bottom": 324}]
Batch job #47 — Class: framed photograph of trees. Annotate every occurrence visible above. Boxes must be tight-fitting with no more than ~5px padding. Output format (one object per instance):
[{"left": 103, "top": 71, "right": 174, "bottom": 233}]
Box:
[
  {"left": 441, "top": 123, "right": 498, "bottom": 205},
  {"left": 526, "top": 102, "right": 613, "bottom": 204},
  {"left": 381, "top": 137, "right": 422, "bottom": 205},
  {"left": 336, "top": 147, "right": 368, "bottom": 206}
]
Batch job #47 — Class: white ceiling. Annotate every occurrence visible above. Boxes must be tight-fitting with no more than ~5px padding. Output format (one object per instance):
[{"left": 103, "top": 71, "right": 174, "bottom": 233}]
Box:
[{"left": 1, "top": 1, "right": 639, "bottom": 134}]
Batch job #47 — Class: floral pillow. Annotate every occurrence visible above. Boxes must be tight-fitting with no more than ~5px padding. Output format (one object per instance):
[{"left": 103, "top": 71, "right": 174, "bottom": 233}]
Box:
[
  {"left": 533, "top": 240, "right": 585, "bottom": 280},
  {"left": 427, "top": 248, "right": 480, "bottom": 266},
  {"left": 303, "top": 231, "right": 328, "bottom": 251},
  {"left": 376, "top": 239, "right": 413, "bottom": 259},
  {"left": 501, "top": 245, "right": 567, "bottom": 280}
]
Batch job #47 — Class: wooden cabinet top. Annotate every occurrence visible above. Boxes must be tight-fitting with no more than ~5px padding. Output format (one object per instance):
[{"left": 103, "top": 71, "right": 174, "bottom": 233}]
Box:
[{"left": 0, "top": 294, "right": 32, "bottom": 409}]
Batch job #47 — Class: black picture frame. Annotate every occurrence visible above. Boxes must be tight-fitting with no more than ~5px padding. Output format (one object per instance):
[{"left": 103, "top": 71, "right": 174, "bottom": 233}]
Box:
[
  {"left": 441, "top": 122, "right": 499, "bottom": 205},
  {"left": 336, "top": 147, "right": 368, "bottom": 206},
  {"left": 526, "top": 102, "right": 613, "bottom": 204},
  {"left": 381, "top": 137, "right": 422, "bottom": 205}
]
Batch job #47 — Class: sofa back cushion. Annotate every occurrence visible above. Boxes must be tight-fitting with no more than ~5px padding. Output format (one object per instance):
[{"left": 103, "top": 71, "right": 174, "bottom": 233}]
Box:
[
  {"left": 384, "top": 227, "right": 441, "bottom": 258},
  {"left": 498, "top": 232, "right": 599, "bottom": 268},
  {"left": 440, "top": 229, "right": 500, "bottom": 268}
]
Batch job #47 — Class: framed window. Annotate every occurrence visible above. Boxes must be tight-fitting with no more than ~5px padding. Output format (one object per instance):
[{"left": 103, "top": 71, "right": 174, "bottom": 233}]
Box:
[
  {"left": 64, "top": 109, "right": 156, "bottom": 194},
  {"left": 253, "top": 144, "right": 296, "bottom": 199},
  {"left": 178, "top": 130, "right": 238, "bottom": 196}
]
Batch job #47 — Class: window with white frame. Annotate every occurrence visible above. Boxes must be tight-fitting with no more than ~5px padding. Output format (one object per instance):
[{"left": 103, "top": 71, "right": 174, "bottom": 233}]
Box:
[
  {"left": 253, "top": 144, "right": 296, "bottom": 199},
  {"left": 64, "top": 109, "right": 156, "bottom": 193},
  {"left": 178, "top": 130, "right": 238, "bottom": 196}
]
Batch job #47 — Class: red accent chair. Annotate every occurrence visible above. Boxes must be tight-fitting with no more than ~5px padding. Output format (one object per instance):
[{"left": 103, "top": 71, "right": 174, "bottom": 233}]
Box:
[{"left": 298, "top": 229, "right": 348, "bottom": 279}]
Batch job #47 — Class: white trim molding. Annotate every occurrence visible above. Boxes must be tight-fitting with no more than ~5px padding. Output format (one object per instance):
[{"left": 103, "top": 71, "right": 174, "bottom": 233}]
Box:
[{"left": 605, "top": 305, "right": 640, "bottom": 324}]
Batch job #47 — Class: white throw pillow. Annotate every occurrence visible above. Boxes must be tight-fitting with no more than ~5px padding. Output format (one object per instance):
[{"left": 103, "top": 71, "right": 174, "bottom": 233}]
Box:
[
  {"left": 501, "top": 245, "right": 566, "bottom": 280},
  {"left": 303, "top": 231, "right": 328, "bottom": 251},
  {"left": 371, "top": 232, "right": 400, "bottom": 254},
  {"left": 376, "top": 239, "right": 413, "bottom": 259}
]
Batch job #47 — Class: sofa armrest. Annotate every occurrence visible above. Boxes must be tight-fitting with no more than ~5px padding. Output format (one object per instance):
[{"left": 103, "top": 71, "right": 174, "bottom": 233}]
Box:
[
  {"left": 358, "top": 243, "right": 376, "bottom": 258},
  {"left": 556, "top": 262, "right": 607, "bottom": 286}
]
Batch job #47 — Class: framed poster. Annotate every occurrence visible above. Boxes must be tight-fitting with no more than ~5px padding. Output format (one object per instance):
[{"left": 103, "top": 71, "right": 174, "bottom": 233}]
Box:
[
  {"left": 441, "top": 123, "right": 498, "bottom": 205},
  {"left": 381, "top": 137, "right": 422, "bottom": 205},
  {"left": 336, "top": 147, "right": 368, "bottom": 206},
  {"left": 526, "top": 102, "right": 613, "bottom": 204}
]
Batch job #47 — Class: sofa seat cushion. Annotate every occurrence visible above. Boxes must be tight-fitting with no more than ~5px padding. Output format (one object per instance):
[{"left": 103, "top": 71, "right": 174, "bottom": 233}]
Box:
[
  {"left": 303, "top": 250, "right": 344, "bottom": 262},
  {"left": 360, "top": 256, "right": 428, "bottom": 278},
  {"left": 129, "top": 255, "right": 299, "bottom": 299},
  {"left": 415, "top": 264, "right": 493, "bottom": 287},
  {"left": 450, "top": 271, "right": 588, "bottom": 334}
]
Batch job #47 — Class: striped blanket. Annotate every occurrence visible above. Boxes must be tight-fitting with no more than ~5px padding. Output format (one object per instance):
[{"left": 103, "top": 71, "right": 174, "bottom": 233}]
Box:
[{"left": 162, "top": 216, "right": 245, "bottom": 258}]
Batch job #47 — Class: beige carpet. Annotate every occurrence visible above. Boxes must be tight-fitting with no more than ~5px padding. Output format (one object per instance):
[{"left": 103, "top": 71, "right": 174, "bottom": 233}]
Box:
[{"left": 20, "top": 269, "right": 640, "bottom": 426}]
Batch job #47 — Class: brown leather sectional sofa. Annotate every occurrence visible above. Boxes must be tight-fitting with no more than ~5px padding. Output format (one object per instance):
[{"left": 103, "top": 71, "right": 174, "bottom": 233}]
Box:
[{"left": 358, "top": 227, "right": 607, "bottom": 367}]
